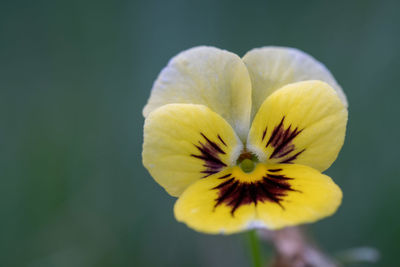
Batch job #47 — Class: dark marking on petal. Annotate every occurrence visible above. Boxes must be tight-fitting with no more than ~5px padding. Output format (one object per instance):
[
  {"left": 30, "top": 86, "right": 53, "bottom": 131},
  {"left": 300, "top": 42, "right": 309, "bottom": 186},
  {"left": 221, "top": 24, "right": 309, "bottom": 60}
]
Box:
[
  {"left": 200, "top": 170, "right": 220, "bottom": 176},
  {"left": 265, "top": 116, "right": 306, "bottom": 163},
  {"left": 200, "top": 133, "right": 225, "bottom": 154},
  {"left": 212, "top": 177, "right": 235, "bottom": 189},
  {"left": 191, "top": 133, "right": 228, "bottom": 178},
  {"left": 218, "top": 173, "right": 231, "bottom": 179},
  {"left": 261, "top": 126, "right": 267, "bottom": 141},
  {"left": 257, "top": 182, "right": 285, "bottom": 209},
  {"left": 268, "top": 168, "right": 282, "bottom": 172},
  {"left": 267, "top": 174, "right": 293, "bottom": 180},
  {"left": 230, "top": 185, "right": 246, "bottom": 216},
  {"left": 192, "top": 151, "right": 225, "bottom": 167},
  {"left": 262, "top": 177, "right": 294, "bottom": 191},
  {"left": 213, "top": 171, "right": 300, "bottom": 215},
  {"left": 266, "top": 117, "right": 285, "bottom": 148},
  {"left": 214, "top": 180, "right": 239, "bottom": 208},
  {"left": 218, "top": 134, "right": 227, "bottom": 147},
  {"left": 248, "top": 183, "right": 258, "bottom": 205},
  {"left": 269, "top": 128, "right": 302, "bottom": 158},
  {"left": 280, "top": 149, "right": 306, "bottom": 164},
  {"left": 273, "top": 145, "right": 295, "bottom": 159}
]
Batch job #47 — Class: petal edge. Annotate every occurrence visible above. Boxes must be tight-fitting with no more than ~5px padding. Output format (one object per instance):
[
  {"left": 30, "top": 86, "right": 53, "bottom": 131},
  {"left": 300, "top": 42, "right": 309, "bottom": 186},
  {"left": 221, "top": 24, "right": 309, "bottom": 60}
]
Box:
[
  {"left": 247, "top": 80, "right": 348, "bottom": 172},
  {"left": 243, "top": 46, "right": 348, "bottom": 119},
  {"left": 143, "top": 104, "right": 242, "bottom": 197},
  {"left": 143, "top": 46, "right": 252, "bottom": 141}
]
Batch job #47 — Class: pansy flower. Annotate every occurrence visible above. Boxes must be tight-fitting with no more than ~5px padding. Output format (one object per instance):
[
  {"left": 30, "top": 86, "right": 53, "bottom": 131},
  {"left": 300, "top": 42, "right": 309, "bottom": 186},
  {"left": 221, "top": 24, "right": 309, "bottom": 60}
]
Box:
[{"left": 142, "top": 46, "right": 348, "bottom": 234}]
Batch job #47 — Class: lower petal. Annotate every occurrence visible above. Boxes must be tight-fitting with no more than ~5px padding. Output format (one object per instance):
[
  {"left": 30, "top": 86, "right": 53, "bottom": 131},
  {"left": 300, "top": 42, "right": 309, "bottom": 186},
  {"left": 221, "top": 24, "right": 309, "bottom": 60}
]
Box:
[
  {"left": 255, "top": 164, "right": 342, "bottom": 230},
  {"left": 174, "top": 168, "right": 256, "bottom": 234},
  {"left": 174, "top": 163, "right": 341, "bottom": 234}
]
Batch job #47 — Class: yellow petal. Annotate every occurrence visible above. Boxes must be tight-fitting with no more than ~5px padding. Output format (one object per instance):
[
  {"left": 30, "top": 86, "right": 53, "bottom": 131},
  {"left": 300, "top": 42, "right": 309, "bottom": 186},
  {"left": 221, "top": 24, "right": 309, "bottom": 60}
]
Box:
[
  {"left": 142, "top": 104, "right": 242, "bottom": 197},
  {"left": 242, "top": 46, "right": 348, "bottom": 119},
  {"left": 143, "top": 46, "right": 252, "bottom": 141},
  {"left": 174, "top": 168, "right": 256, "bottom": 234},
  {"left": 255, "top": 164, "right": 342, "bottom": 230},
  {"left": 247, "top": 81, "right": 348, "bottom": 172},
  {"left": 174, "top": 163, "right": 341, "bottom": 234}
]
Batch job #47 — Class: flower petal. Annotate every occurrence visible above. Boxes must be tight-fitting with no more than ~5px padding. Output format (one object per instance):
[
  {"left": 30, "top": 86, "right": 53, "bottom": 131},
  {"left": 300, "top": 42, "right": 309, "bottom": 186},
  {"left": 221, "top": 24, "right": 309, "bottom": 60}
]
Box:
[
  {"left": 174, "top": 168, "right": 256, "bottom": 234},
  {"left": 174, "top": 163, "right": 341, "bottom": 234},
  {"left": 143, "top": 104, "right": 242, "bottom": 197},
  {"left": 143, "top": 46, "right": 252, "bottom": 141},
  {"left": 255, "top": 164, "right": 342, "bottom": 230},
  {"left": 247, "top": 80, "right": 348, "bottom": 172},
  {"left": 242, "top": 46, "right": 348, "bottom": 119}
]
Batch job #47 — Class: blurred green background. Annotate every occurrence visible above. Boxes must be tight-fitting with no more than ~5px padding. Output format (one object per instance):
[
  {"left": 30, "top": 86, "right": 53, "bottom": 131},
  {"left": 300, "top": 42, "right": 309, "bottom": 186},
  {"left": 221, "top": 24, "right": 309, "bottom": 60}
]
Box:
[{"left": 1, "top": 0, "right": 399, "bottom": 266}]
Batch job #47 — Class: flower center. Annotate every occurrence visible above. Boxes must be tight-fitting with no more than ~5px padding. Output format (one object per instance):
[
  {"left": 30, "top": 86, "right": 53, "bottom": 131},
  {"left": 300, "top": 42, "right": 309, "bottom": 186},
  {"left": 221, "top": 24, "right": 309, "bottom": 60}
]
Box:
[
  {"left": 213, "top": 163, "right": 298, "bottom": 215},
  {"left": 237, "top": 150, "right": 258, "bottom": 173},
  {"left": 239, "top": 159, "right": 254, "bottom": 173}
]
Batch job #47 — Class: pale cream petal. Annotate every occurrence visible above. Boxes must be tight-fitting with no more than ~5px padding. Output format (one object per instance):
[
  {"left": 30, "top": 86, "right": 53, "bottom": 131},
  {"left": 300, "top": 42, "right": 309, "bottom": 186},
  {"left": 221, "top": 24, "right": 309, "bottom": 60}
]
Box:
[
  {"left": 143, "top": 46, "right": 252, "bottom": 141},
  {"left": 243, "top": 46, "right": 348, "bottom": 119}
]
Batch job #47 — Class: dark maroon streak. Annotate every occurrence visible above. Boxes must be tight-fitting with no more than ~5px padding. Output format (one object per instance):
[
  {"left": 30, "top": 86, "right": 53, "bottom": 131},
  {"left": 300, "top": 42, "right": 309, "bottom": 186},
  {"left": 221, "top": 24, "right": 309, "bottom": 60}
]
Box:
[
  {"left": 218, "top": 173, "right": 231, "bottom": 179},
  {"left": 214, "top": 181, "right": 239, "bottom": 207},
  {"left": 266, "top": 117, "right": 285, "bottom": 147},
  {"left": 268, "top": 168, "right": 282, "bottom": 172},
  {"left": 264, "top": 116, "right": 305, "bottom": 163},
  {"left": 218, "top": 135, "right": 227, "bottom": 147},
  {"left": 213, "top": 171, "right": 299, "bottom": 216},
  {"left": 280, "top": 149, "right": 306, "bottom": 164},
  {"left": 191, "top": 133, "right": 227, "bottom": 178},
  {"left": 212, "top": 177, "right": 235, "bottom": 189},
  {"left": 266, "top": 174, "right": 293, "bottom": 180},
  {"left": 261, "top": 127, "right": 267, "bottom": 141}
]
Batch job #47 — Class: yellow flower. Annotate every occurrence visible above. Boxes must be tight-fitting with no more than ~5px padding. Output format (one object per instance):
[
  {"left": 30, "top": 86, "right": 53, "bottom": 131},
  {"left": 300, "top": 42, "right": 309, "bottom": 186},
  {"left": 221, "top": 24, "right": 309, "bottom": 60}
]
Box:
[{"left": 142, "top": 46, "right": 348, "bottom": 234}]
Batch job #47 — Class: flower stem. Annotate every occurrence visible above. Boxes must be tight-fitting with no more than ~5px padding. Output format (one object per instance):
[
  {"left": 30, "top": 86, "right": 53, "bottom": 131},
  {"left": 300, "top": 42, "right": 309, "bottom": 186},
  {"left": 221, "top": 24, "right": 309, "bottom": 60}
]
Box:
[{"left": 248, "top": 230, "right": 262, "bottom": 267}]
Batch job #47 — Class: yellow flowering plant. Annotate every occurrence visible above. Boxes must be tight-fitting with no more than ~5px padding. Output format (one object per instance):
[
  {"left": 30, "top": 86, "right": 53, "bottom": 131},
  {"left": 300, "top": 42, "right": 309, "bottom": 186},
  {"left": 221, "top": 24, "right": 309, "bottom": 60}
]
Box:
[{"left": 142, "top": 46, "right": 348, "bottom": 235}]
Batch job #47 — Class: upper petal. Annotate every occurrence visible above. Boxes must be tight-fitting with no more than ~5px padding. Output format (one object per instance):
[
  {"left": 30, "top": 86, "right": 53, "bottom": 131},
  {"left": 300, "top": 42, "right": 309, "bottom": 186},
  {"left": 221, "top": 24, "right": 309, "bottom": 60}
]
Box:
[
  {"left": 143, "top": 104, "right": 243, "bottom": 197},
  {"left": 247, "top": 81, "right": 348, "bottom": 172},
  {"left": 242, "top": 46, "right": 348, "bottom": 119},
  {"left": 143, "top": 46, "right": 252, "bottom": 141}
]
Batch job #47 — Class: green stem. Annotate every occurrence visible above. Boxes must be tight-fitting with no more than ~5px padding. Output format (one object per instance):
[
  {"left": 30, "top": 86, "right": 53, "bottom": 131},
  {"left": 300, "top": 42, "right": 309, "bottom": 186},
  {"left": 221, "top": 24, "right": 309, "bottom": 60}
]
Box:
[{"left": 248, "top": 230, "right": 262, "bottom": 267}]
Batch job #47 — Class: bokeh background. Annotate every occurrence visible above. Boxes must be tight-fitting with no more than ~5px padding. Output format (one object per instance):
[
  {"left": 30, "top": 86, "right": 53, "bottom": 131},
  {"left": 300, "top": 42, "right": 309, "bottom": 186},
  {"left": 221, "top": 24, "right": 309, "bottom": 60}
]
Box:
[{"left": 2, "top": 0, "right": 400, "bottom": 266}]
